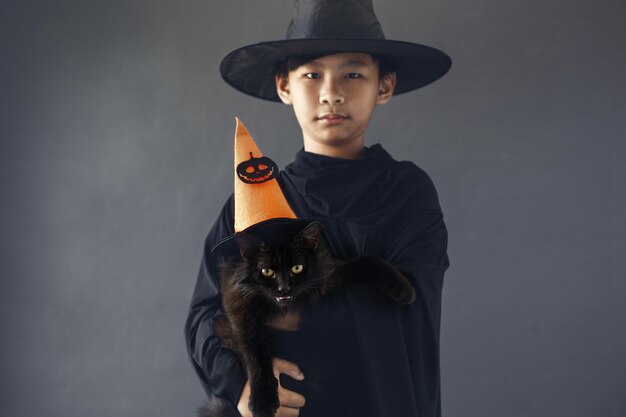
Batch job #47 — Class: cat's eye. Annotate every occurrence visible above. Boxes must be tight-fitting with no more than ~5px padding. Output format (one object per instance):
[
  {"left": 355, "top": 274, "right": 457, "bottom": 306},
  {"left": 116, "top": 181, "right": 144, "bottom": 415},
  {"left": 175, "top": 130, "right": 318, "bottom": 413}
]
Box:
[
  {"left": 260, "top": 268, "right": 274, "bottom": 278},
  {"left": 291, "top": 264, "right": 304, "bottom": 274}
]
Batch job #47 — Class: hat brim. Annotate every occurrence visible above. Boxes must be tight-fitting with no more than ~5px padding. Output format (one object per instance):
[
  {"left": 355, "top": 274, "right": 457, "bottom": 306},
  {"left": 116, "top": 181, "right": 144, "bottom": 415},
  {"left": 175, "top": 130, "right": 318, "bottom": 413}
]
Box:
[
  {"left": 211, "top": 217, "right": 320, "bottom": 257},
  {"left": 220, "top": 38, "right": 452, "bottom": 102}
]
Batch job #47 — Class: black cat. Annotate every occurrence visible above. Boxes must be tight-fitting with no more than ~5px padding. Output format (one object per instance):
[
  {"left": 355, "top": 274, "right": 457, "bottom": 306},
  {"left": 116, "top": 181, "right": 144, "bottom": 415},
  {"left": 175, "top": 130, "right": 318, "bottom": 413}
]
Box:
[{"left": 201, "top": 221, "right": 415, "bottom": 417}]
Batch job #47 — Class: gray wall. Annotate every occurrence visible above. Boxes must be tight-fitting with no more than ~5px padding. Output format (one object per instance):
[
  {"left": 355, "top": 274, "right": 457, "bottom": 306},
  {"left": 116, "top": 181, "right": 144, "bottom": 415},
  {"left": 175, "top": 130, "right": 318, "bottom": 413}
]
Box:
[{"left": 1, "top": 1, "right": 625, "bottom": 416}]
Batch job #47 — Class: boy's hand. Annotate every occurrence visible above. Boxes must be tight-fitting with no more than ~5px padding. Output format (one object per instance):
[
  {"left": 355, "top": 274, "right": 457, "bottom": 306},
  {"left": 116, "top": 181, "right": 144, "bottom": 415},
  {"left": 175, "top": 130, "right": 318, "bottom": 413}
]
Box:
[{"left": 237, "top": 358, "right": 306, "bottom": 417}]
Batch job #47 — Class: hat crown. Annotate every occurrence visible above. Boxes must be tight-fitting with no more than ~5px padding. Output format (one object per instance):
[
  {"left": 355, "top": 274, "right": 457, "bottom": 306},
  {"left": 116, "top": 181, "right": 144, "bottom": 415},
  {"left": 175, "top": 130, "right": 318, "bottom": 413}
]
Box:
[{"left": 286, "top": 0, "right": 385, "bottom": 40}]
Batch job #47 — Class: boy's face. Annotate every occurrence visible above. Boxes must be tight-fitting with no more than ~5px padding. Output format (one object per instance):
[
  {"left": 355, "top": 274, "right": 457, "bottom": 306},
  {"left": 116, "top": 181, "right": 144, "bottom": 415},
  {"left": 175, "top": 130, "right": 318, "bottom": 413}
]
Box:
[{"left": 276, "top": 52, "right": 396, "bottom": 159}]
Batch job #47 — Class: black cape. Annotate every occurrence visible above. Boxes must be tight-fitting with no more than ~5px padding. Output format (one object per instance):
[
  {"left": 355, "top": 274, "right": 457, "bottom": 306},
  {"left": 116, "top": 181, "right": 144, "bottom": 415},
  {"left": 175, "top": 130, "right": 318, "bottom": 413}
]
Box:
[{"left": 185, "top": 144, "right": 449, "bottom": 417}]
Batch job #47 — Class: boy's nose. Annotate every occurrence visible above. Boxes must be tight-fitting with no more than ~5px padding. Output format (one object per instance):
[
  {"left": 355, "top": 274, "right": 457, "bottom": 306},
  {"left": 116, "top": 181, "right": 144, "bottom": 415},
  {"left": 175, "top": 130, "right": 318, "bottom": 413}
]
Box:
[
  {"left": 320, "top": 94, "right": 344, "bottom": 105},
  {"left": 320, "top": 92, "right": 344, "bottom": 105},
  {"left": 320, "top": 80, "right": 344, "bottom": 105}
]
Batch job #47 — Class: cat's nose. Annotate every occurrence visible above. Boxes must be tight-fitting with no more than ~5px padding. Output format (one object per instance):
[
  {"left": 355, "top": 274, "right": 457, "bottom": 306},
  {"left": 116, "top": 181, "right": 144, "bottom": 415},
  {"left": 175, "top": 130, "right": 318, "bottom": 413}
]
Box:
[{"left": 278, "top": 283, "right": 290, "bottom": 294}]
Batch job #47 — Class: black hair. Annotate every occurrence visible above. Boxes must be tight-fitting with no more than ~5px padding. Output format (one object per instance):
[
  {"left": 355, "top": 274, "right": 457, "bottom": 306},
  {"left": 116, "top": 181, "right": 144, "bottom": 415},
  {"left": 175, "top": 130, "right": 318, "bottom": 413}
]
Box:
[{"left": 275, "top": 52, "right": 397, "bottom": 80}]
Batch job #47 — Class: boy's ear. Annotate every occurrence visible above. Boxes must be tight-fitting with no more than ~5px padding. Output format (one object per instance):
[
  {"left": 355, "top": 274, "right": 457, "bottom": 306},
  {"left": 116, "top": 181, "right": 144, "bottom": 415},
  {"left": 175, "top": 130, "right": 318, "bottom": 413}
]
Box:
[
  {"left": 376, "top": 72, "right": 396, "bottom": 105},
  {"left": 275, "top": 74, "right": 293, "bottom": 105}
]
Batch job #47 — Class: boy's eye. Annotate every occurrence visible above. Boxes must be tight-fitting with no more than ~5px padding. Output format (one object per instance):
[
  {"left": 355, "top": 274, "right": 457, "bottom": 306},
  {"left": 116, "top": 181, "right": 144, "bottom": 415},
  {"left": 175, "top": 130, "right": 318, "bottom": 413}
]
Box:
[
  {"left": 291, "top": 265, "right": 304, "bottom": 274},
  {"left": 345, "top": 73, "right": 361, "bottom": 79},
  {"left": 304, "top": 73, "right": 321, "bottom": 79},
  {"left": 260, "top": 268, "right": 275, "bottom": 278}
]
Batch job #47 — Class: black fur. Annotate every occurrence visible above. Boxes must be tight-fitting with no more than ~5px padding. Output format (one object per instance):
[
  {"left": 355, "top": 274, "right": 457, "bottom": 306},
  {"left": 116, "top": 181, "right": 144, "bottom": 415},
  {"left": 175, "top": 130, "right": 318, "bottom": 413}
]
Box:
[
  {"left": 200, "top": 222, "right": 415, "bottom": 417},
  {"left": 198, "top": 396, "right": 240, "bottom": 417}
]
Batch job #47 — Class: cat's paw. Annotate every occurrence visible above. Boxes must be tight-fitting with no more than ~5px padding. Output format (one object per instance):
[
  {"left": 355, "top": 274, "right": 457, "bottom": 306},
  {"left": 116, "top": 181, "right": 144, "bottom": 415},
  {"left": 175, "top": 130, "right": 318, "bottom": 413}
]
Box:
[
  {"left": 249, "top": 376, "right": 279, "bottom": 417},
  {"left": 382, "top": 274, "right": 416, "bottom": 305}
]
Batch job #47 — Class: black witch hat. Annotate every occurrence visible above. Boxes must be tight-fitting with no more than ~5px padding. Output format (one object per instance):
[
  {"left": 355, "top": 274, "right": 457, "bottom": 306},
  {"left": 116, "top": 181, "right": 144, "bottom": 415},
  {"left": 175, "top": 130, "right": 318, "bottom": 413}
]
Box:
[{"left": 220, "top": 0, "right": 452, "bottom": 102}]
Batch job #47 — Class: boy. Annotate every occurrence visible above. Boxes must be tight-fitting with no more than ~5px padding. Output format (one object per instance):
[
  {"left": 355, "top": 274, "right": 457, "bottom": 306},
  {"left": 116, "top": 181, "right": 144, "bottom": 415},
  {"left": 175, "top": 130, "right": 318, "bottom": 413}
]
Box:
[{"left": 185, "top": 1, "right": 451, "bottom": 416}]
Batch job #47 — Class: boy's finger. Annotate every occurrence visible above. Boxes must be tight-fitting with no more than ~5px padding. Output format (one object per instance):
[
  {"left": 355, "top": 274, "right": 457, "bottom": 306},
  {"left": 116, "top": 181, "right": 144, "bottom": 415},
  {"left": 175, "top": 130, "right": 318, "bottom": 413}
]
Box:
[
  {"left": 272, "top": 357, "right": 305, "bottom": 380},
  {"left": 279, "top": 386, "right": 306, "bottom": 408},
  {"left": 275, "top": 406, "right": 301, "bottom": 417}
]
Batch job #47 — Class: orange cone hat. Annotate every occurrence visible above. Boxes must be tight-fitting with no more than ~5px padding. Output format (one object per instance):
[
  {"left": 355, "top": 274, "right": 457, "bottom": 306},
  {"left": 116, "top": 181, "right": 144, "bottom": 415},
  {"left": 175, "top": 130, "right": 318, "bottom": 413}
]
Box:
[{"left": 233, "top": 118, "right": 297, "bottom": 232}]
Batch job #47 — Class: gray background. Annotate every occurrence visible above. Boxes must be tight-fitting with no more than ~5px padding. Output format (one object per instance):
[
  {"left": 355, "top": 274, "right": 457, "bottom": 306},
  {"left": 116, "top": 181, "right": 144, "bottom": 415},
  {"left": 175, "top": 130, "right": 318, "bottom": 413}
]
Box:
[{"left": 1, "top": 0, "right": 625, "bottom": 416}]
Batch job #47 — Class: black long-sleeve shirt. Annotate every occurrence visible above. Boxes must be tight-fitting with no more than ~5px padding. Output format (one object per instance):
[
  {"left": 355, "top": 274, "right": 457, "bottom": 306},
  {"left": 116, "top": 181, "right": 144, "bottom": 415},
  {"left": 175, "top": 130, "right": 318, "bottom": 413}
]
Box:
[{"left": 185, "top": 144, "right": 449, "bottom": 417}]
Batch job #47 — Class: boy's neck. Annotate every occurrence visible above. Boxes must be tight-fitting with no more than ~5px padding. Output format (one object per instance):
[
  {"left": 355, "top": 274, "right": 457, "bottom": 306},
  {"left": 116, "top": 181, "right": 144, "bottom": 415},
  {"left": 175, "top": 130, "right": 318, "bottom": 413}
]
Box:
[{"left": 302, "top": 137, "right": 365, "bottom": 160}]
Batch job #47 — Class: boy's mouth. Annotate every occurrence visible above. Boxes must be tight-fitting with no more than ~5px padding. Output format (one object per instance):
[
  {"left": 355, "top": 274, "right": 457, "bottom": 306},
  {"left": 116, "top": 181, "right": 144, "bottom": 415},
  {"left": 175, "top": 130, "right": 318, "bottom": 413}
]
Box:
[{"left": 317, "top": 113, "right": 348, "bottom": 125}]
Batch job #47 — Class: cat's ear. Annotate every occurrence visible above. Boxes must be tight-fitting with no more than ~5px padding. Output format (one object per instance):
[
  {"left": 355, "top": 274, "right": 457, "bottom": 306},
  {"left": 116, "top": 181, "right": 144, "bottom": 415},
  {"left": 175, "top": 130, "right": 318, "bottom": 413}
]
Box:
[
  {"left": 234, "top": 232, "right": 265, "bottom": 259},
  {"left": 294, "top": 221, "right": 323, "bottom": 250}
]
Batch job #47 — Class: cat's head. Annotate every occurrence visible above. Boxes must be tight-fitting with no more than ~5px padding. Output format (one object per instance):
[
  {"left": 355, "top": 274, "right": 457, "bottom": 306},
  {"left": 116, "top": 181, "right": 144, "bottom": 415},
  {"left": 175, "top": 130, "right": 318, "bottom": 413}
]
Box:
[{"left": 233, "top": 221, "right": 334, "bottom": 308}]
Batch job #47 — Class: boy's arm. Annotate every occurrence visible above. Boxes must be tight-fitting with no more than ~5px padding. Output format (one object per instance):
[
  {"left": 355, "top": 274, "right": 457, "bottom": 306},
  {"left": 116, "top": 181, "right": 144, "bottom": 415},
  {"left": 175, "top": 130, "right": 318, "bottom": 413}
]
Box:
[
  {"left": 184, "top": 196, "right": 247, "bottom": 406},
  {"left": 384, "top": 166, "right": 449, "bottom": 336},
  {"left": 380, "top": 167, "right": 449, "bottom": 416},
  {"left": 387, "top": 210, "right": 448, "bottom": 322}
]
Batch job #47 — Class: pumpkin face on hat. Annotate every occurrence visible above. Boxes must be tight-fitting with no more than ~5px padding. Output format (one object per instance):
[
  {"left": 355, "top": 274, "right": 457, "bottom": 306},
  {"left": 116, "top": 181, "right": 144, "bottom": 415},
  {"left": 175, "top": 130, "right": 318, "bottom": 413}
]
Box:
[{"left": 237, "top": 152, "right": 279, "bottom": 184}]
